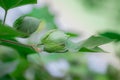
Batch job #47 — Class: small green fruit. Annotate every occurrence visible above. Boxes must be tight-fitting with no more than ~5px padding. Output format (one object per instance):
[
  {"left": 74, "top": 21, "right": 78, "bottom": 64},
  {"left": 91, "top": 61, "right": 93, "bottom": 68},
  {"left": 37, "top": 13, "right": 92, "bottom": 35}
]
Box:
[
  {"left": 41, "top": 30, "right": 69, "bottom": 53},
  {"left": 13, "top": 16, "right": 41, "bottom": 35}
]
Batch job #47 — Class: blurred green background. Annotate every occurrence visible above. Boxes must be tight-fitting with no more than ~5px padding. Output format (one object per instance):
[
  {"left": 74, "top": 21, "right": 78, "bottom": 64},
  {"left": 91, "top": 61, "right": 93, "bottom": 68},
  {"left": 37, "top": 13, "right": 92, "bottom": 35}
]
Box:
[{"left": 1, "top": 0, "right": 120, "bottom": 80}]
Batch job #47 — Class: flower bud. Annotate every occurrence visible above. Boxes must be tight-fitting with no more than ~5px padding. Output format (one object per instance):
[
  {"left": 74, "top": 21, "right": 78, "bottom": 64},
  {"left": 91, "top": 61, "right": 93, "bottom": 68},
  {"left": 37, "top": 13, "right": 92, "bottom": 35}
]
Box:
[
  {"left": 41, "top": 30, "right": 69, "bottom": 53},
  {"left": 13, "top": 16, "right": 41, "bottom": 35}
]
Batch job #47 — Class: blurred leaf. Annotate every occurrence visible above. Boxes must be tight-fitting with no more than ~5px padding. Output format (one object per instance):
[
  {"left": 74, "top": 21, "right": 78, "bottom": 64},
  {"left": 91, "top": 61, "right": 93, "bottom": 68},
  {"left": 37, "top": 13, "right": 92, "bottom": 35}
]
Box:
[
  {"left": 79, "top": 47, "right": 106, "bottom": 52},
  {"left": 66, "top": 32, "right": 79, "bottom": 37},
  {"left": 0, "top": 75, "right": 14, "bottom": 80},
  {"left": 40, "top": 53, "right": 83, "bottom": 64},
  {"left": 100, "top": 32, "right": 120, "bottom": 41},
  {"left": 0, "top": 61, "right": 18, "bottom": 77},
  {"left": 0, "top": 39, "right": 36, "bottom": 58},
  {"left": 11, "top": 59, "right": 29, "bottom": 80},
  {"left": 69, "top": 65, "right": 88, "bottom": 77},
  {"left": 69, "top": 58, "right": 89, "bottom": 80},
  {"left": 0, "top": 45, "right": 19, "bottom": 62},
  {"left": 0, "top": 24, "right": 28, "bottom": 39},
  {"left": 114, "top": 42, "right": 120, "bottom": 58},
  {"left": 27, "top": 54, "right": 42, "bottom": 65},
  {"left": 27, "top": 54, "right": 58, "bottom": 80},
  {"left": 0, "top": 0, "right": 37, "bottom": 10},
  {"left": 95, "top": 74, "right": 109, "bottom": 80},
  {"left": 82, "top": 0, "right": 106, "bottom": 10},
  {"left": 81, "top": 36, "right": 113, "bottom": 48},
  {"left": 66, "top": 36, "right": 111, "bottom": 53},
  {"left": 34, "top": 69, "right": 54, "bottom": 80},
  {"left": 106, "top": 65, "right": 120, "bottom": 80},
  {"left": 0, "top": 20, "right": 2, "bottom": 23},
  {"left": 27, "top": 6, "right": 58, "bottom": 29}
]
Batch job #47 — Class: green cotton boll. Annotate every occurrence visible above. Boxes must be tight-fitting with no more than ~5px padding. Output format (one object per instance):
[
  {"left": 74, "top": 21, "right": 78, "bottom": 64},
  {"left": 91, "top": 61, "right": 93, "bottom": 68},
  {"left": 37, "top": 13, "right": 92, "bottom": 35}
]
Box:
[
  {"left": 44, "top": 42, "right": 66, "bottom": 53},
  {"left": 42, "top": 30, "right": 69, "bottom": 43},
  {"left": 47, "top": 30, "right": 69, "bottom": 43},
  {"left": 41, "top": 30, "right": 69, "bottom": 53},
  {"left": 0, "top": 45, "right": 19, "bottom": 62},
  {"left": 13, "top": 16, "right": 41, "bottom": 35}
]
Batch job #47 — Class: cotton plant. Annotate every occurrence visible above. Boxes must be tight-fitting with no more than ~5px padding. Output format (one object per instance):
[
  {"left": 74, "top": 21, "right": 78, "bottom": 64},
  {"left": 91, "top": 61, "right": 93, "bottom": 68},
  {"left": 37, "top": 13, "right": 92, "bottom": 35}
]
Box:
[{"left": 0, "top": 0, "right": 115, "bottom": 80}]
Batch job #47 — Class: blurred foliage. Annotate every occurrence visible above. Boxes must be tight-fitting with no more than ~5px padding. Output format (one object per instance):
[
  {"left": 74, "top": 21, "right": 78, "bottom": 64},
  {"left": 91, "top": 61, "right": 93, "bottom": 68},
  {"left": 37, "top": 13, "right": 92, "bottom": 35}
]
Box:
[
  {"left": 27, "top": 6, "right": 58, "bottom": 30},
  {"left": 0, "top": 23, "right": 27, "bottom": 38},
  {"left": 99, "top": 31, "right": 120, "bottom": 58},
  {"left": 100, "top": 31, "right": 120, "bottom": 42},
  {"left": 82, "top": 0, "right": 106, "bottom": 10},
  {"left": 106, "top": 65, "right": 120, "bottom": 80},
  {"left": 98, "top": 31, "right": 120, "bottom": 80},
  {"left": 81, "top": 0, "right": 120, "bottom": 27}
]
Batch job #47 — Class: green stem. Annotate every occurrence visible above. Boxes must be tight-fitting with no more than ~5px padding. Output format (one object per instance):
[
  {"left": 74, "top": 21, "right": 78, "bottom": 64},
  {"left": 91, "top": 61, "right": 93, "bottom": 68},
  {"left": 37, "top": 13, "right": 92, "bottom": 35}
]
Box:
[
  {"left": 0, "top": 38, "right": 36, "bottom": 51},
  {"left": 3, "top": 10, "right": 8, "bottom": 25}
]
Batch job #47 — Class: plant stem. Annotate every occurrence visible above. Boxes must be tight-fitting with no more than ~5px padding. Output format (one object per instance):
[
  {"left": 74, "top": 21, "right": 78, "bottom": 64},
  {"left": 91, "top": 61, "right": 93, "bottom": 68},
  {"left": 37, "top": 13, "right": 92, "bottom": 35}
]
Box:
[
  {"left": 0, "top": 38, "right": 37, "bottom": 52},
  {"left": 3, "top": 10, "right": 8, "bottom": 25}
]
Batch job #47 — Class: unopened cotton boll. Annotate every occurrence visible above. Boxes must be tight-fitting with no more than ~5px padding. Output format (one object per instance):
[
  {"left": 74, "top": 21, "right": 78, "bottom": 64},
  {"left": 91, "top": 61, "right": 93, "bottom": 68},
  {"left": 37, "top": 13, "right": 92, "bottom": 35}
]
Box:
[
  {"left": 41, "top": 30, "right": 69, "bottom": 53},
  {"left": 13, "top": 16, "right": 41, "bottom": 35}
]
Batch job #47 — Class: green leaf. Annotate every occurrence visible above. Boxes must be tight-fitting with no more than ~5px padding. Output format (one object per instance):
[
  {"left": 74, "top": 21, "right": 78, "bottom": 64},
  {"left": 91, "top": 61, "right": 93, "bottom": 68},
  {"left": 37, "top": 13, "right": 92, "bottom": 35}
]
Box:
[
  {"left": 11, "top": 59, "right": 29, "bottom": 80},
  {"left": 100, "top": 31, "right": 120, "bottom": 41},
  {"left": 79, "top": 47, "right": 106, "bottom": 52},
  {"left": 0, "top": 74, "right": 14, "bottom": 80},
  {"left": 0, "top": 0, "right": 37, "bottom": 10},
  {"left": 66, "top": 37, "right": 105, "bottom": 53},
  {"left": 77, "top": 36, "right": 113, "bottom": 53},
  {"left": 81, "top": 36, "right": 113, "bottom": 48},
  {"left": 0, "top": 24, "right": 28, "bottom": 39},
  {"left": 0, "top": 39, "right": 37, "bottom": 58},
  {"left": 66, "top": 32, "right": 79, "bottom": 37},
  {"left": 27, "top": 6, "right": 58, "bottom": 29}
]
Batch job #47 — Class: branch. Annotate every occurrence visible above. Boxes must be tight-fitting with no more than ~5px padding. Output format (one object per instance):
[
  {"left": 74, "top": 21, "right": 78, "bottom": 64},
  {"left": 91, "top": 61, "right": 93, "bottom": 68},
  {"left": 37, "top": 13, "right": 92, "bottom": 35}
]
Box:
[{"left": 3, "top": 10, "right": 8, "bottom": 25}]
